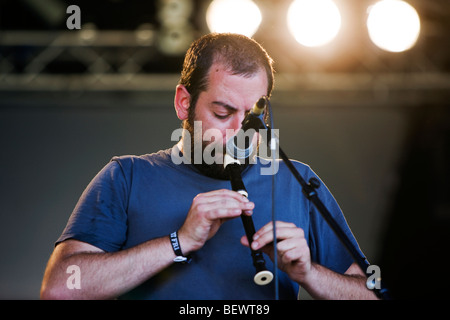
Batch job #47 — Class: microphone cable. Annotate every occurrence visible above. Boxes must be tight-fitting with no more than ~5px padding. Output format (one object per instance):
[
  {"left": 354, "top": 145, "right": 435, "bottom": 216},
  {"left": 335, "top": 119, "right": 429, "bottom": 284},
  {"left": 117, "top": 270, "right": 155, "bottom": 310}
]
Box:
[{"left": 265, "top": 98, "right": 279, "bottom": 300}]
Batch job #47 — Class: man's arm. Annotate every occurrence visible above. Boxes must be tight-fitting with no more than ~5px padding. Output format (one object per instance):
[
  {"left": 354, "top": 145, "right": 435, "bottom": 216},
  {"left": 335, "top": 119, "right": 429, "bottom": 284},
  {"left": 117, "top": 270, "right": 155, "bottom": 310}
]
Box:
[
  {"left": 301, "top": 262, "right": 378, "bottom": 300},
  {"left": 40, "top": 237, "right": 177, "bottom": 300},
  {"left": 41, "top": 189, "right": 253, "bottom": 299},
  {"left": 241, "top": 221, "right": 378, "bottom": 300}
]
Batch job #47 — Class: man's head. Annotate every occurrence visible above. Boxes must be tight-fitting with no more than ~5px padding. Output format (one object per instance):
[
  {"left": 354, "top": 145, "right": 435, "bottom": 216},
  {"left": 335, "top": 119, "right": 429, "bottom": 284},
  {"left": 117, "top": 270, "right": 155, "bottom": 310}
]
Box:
[
  {"left": 174, "top": 33, "right": 275, "bottom": 179},
  {"left": 178, "top": 33, "right": 274, "bottom": 120}
]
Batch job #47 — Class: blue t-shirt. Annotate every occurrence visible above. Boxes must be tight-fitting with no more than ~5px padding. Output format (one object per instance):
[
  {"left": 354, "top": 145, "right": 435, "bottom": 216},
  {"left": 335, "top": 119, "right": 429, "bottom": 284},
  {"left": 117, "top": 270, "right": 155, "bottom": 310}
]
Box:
[{"left": 57, "top": 146, "right": 362, "bottom": 299}]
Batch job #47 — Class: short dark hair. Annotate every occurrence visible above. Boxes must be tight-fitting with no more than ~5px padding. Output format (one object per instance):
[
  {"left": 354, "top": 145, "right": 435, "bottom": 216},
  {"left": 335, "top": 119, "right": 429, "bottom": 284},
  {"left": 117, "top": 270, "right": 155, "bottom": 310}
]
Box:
[{"left": 178, "top": 33, "right": 275, "bottom": 112}]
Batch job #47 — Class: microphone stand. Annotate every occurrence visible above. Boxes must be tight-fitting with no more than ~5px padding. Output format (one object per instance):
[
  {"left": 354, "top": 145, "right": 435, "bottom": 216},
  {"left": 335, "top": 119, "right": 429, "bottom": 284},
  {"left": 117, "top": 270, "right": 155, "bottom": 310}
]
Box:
[
  {"left": 276, "top": 143, "right": 391, "bottom": 300},
  {"left": 249, "top": 113, "right": 391, "bottom": 299}
]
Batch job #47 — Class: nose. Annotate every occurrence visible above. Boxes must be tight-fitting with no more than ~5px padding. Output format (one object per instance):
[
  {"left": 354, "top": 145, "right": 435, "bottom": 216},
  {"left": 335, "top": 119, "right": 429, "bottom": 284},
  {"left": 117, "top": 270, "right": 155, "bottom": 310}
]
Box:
[{"left": 230, "top": 112, "right": 246, "bottom": 131}]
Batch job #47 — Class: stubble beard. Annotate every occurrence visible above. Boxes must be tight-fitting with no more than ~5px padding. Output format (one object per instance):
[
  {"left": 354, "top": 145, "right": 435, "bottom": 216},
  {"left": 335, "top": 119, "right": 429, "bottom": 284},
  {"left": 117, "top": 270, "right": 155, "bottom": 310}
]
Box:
[{"left": 184, "top": 116, "right": 231, "bottom": 180}]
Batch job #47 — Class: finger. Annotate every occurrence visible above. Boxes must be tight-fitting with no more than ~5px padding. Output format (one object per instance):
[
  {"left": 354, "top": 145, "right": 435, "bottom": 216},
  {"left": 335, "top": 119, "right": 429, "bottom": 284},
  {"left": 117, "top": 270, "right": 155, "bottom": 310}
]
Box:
[
  {"left": 193, "top": 190, "right": 255, "bottom": 219},
  {"left": 252, "top": 225, "right": 304, "bottom": 251},
  {"left": 193, "top": 189, "right": 252, "bottom": 211},
  {"left": 240, "top": 234, "right": 249, "bottom": 247},
  {"left": 280, "top": 247, "right": 304, "bottom": 265},
  {"left": 199, "top": 200, "right": 254, "bottom": 220},
  {"left": 240, "top": 234, "right": 276, "bottom": 261},
  {"left": 279, "top": 238, "right": 310, "bottom": 265},
  {"left": 199, "top": 197, "right": 254, "bottom": 212},
  {"left": 277, "top": 236, "right": 308, "bottom": 256},
  {"left": 253, "top": 221, "right": 297, "bottom": 241},
  {"left": 196, "top": 189, "right": 249, "bottom": 204}
]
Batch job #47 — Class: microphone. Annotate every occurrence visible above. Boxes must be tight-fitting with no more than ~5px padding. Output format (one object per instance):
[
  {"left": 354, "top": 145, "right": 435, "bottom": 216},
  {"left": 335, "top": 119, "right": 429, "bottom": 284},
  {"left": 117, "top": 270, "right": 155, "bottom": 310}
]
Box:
[{"left": 224, "top": 96, "right": 267, "bottom": 168}]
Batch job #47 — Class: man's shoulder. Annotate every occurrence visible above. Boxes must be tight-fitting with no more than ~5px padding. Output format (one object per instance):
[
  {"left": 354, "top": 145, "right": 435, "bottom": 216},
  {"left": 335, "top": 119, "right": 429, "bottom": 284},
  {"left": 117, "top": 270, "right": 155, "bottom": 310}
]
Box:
[
  {"left": 254, "top": 156, "right": 314, "bottom": 176},
  {"left": 110, "top": 148, "right": 173, "bottom": 168}
]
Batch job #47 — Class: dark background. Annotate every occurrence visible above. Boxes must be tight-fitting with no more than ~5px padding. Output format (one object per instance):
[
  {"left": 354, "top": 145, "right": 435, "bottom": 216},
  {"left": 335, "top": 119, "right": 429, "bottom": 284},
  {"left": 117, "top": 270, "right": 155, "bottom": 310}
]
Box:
[{"left": 1, "top": 0, "right": 449, "bottom": 299}]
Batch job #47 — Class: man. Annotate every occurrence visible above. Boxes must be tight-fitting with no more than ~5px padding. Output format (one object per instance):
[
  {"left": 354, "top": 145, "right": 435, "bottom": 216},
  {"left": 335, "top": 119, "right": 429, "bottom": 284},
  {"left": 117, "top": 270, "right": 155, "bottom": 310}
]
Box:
[{"left": 40, "top": 33, "right": 378, "bottom": 300}]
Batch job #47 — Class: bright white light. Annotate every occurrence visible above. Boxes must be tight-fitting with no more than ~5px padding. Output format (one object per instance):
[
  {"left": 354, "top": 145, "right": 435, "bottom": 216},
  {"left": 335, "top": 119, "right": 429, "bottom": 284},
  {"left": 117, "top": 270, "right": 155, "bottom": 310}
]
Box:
[
  {"left": 367, "top": 0, "right": 421, "bottom": 52},
  {"left": 287, "top": 0, "right": 342, "bottom": 47},
  {"left": 206, "top": 0, "right": 262, "bottom": 37}
]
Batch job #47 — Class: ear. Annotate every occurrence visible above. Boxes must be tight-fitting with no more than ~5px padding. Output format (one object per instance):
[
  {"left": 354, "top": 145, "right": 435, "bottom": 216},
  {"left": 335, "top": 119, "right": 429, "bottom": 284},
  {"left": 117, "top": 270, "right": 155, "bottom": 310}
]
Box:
[{"left": 174, "top": 84, "right": 191, "bottom": 121}]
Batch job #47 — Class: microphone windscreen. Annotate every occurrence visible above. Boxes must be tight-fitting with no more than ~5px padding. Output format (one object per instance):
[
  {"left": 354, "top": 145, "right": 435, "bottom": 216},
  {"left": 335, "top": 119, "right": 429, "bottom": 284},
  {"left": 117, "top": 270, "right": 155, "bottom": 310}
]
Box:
[
  {"left": 252, "top": 96, "right": 267, "bottom": 116},
  {"left": 226, "top": 135, "right": 253, "bottom": 160}
]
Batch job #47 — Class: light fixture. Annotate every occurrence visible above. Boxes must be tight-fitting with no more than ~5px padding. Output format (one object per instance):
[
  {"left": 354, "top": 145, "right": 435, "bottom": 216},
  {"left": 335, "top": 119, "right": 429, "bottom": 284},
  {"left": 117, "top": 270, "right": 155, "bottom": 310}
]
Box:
[
  {"left": 367, "top": 0, "right": 421, "bottom": 52},
  {"left": 287, "top": 0, "right": 342, "bottom": 47},
  {"left": 206, "top": 0, "right": 262, "bottom": 37}
]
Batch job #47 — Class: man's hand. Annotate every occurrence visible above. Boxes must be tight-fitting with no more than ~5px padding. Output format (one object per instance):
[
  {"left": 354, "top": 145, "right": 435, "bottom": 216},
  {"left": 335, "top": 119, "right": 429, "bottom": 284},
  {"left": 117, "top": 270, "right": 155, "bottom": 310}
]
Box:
[
  {"left": 241, "top": 221, "right": 379, "bottom": 299},
  {"left": 240, "top": 221, "right": 312, "bottom": 284},
  {"left": 178, "top": 189, "right": 254, "bottom": 254}
]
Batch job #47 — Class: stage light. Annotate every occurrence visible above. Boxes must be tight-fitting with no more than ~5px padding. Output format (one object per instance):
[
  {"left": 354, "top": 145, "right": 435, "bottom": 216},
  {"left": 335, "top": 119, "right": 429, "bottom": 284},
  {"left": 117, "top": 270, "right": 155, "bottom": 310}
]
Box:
[
  {"left": 206, "top": 0, "right": 262, "bottom": 37},
  {"left": 287, "top": 0, "right": 342, "bottom": 47},
  {"left": 367, "top": 0, "right": 420, "bottom": 52}
]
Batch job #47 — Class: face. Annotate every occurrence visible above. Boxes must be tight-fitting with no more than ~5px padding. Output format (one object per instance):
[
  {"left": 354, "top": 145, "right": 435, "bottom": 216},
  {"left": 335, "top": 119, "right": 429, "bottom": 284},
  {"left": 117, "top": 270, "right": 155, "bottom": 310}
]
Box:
[{"left": 180, "top": 63, "right": 269, "bottom": 179}]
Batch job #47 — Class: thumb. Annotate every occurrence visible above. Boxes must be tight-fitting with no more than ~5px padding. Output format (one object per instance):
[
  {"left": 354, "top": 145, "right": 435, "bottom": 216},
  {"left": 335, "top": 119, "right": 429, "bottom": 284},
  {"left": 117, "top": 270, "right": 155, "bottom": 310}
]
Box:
[{"left": 240, "top": 235, "right": 250, "bottom": 247}]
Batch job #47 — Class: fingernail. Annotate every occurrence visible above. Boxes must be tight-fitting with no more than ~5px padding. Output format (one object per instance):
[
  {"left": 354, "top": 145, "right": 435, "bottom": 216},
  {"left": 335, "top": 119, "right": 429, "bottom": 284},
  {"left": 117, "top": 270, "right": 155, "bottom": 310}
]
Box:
[
  {"left": 253, "top": 234, "right": 259, "bottom": 240},
  {"left": 251, "top": 241, "right": 259, "bottom": 250}
]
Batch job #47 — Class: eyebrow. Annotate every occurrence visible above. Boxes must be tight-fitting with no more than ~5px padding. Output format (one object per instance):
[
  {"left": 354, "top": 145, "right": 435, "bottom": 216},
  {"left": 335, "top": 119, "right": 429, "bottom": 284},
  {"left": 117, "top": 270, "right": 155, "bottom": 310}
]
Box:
[{"left": 211, "top": 101, "right": 238, "bottom": 113}]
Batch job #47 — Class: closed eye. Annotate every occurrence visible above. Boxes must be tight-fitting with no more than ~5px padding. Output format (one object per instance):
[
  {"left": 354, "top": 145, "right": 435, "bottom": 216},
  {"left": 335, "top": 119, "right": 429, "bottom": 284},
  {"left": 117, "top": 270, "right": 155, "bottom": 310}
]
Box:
[
  {"left": 214, "top": 113, "right": 231, "bottom": 120},
  {"left": 212, "top": 101, "right": 237, "bottom": 120}
]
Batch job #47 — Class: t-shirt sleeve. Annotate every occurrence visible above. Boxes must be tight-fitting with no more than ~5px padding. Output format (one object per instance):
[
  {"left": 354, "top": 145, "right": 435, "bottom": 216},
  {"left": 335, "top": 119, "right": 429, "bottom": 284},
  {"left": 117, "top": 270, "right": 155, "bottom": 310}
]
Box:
[
  {"left": 55, "top": 159, "right": 130, "bottom": 252},
  {"left": 305, "top": 167, "right": 364, "bottom": 275}
]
